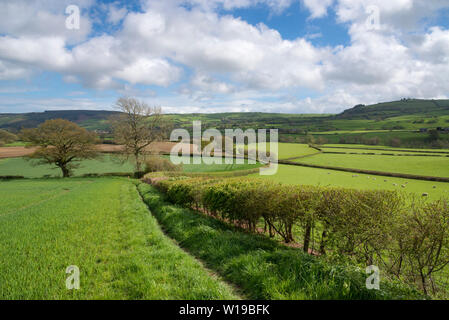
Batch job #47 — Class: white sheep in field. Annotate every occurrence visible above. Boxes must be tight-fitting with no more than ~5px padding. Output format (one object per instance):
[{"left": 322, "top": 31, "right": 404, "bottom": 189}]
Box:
[
  {"left": 401, "top": 185, "right": 406, "bottom": 188},
  {"left": 393, "top": 183, "right": 398, "bottom": 186}
]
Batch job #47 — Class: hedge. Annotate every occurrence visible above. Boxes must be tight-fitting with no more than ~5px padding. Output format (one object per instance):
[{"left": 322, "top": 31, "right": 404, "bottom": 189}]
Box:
[{"left": 148, "top": 176, "right": 449, "bottom": 297}]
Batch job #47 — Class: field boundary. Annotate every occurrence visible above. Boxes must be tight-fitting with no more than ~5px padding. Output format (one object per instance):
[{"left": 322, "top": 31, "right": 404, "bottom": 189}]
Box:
[
  {"left": 279, "top": 160, "right": 449, "bottom": 183},
  {"left": 322, "top": 151, "right": 449, "bottom": 157},
  {"left": 320, "top": 145, "right": 449, "bottom": 155}
]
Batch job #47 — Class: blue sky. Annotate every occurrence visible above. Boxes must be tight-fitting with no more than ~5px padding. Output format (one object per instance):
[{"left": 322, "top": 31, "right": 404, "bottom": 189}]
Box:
[{"left": 0, "top": 0, "right": 448, "bottom": 114}]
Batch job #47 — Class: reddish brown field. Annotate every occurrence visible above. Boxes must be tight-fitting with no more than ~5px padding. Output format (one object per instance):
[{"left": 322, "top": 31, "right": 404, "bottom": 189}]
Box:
[{"left": 0, "top": 142, "right": 194, "bottom": 159}]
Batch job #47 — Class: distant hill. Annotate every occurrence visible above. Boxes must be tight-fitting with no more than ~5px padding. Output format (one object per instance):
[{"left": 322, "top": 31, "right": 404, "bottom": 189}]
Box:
[
  {"left": 0, "top": 110, "right": 120, "bottom": 132},
  {"left": 337, "top": 99, "right": 449, "bottom": 120},
  {"left": 1, "top": 99, "right": 449, "bottom": 134}
]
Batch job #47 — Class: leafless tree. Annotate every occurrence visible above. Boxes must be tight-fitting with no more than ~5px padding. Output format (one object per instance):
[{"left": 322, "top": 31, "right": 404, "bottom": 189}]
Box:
[{"left": 111, "top": 97, "right": 169, "bottom": 173}]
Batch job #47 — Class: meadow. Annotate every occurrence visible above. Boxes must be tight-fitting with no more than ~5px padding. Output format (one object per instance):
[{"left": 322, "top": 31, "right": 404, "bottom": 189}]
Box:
[
  {"left": 294, "top": 153, "right": 449, "bottom": 178},
  {"left": 0, "top": 154, "right": 262, "bottom": 178},
  {"left": 0, "top": 178, "right": 238, "bottom": 299},
  {"left": 254, "top": 164, "right": 449, "bottom": 201},
  {"left": 242, "top": 143, "right": 319, "bottom": 159}
]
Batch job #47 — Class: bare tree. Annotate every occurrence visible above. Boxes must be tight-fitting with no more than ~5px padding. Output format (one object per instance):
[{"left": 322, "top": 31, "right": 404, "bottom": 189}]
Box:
[
  {"left": 20, "top": 119, "right": 98, "bottom": 177},
  {"left": 111, "top": 97, "right": 168, "bottom": 173}
]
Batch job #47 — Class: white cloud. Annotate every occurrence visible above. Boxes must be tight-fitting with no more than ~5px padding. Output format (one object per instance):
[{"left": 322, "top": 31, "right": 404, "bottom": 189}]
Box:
[
  {"left": 0, "top": 0, "right": 449, "bottom": 114},
  {"left": 107, "top": 3, "right": 127, "bottom": 24},
  {"left": 303, "top": 0, "right": 334, "bottom": 19}
]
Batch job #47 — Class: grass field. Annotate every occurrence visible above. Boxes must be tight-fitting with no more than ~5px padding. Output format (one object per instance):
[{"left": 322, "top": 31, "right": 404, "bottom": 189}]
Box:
[
  {"left": 0, "top": 178, "right": 239, "bottom": 299},
  {"left": 320, "top": 147, "right": 449, "bottom": 156},
  {"left": 0, "top": 154, "right": 262, "bottom": 178},
  {"left": 0, "top": 155, "right": 135, "bottom": 178},
  {"left": 294, "top": 153, "right": 449, "bottom": 178},
  {"left": 242, "top": 143, "right": 319, "bottom": 160},
  {"left": 322, "top": 144, "right": 449, "bottom": 154},
  {"left": 253, "top": 164, "right": 449, "bottom": 201}
]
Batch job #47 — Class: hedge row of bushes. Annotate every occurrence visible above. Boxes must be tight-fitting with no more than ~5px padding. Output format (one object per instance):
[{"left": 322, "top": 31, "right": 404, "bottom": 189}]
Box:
[{"left": 151, "top": 176, "right": 449, "bottom": 297}]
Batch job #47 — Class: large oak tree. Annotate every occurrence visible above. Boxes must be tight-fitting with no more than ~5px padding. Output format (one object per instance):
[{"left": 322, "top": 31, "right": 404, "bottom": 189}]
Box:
[{"left": 21, "top": 119, "right": 98, "bottom": 177}]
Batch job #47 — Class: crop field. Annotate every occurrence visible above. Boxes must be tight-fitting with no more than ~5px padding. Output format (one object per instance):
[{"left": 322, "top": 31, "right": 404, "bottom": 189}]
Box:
[
  {"left": 0, "top": 154, "right": 262, "bottom": 178},
  {"left": 0, "top": 155, "right": 135, "bottom": 178},
  {"left": 320, "top": 147, "right": 449, "bottom": 156},
  {"left": 0, "top": 178, "right": 239, "bottom": 299},
  {"left": 243, "top": 143, "right": 319, "bottom": 159},
  {"left": 253, "top": 164, "right": 449, "bottom": 201},
  {"left": 293, "top": 153, "right": 449, "bottom": 178},
  {"left": 322, "top": 144, "right": 449, "bottom": 154}
]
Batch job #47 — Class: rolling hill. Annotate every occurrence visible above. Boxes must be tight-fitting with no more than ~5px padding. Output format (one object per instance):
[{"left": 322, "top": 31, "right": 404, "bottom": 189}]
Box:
[{"left": 1, "top": 99, "right": 449, "bottom": 136}]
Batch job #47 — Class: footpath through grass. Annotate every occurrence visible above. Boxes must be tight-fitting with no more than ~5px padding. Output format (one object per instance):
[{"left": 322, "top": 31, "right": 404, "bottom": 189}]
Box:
[
  {"left": 0, "top": 178, "right": 238, "bottom": 299},
  {"left": 137, "top": 183, "right": 422, "bottom": 300}
]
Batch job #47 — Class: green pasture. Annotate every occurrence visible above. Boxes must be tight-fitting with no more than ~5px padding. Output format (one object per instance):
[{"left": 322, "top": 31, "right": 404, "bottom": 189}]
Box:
[
  {"left": 254, "top": 164, "right": 449, "bottom": 201},
  {"left": 0, "top": 154, "right": 262, "bottom": 178},
  {"left": 294, "top": 153, "right": 449, "bottom": 178},
  {"left": 241, "top": 143, "right": 319, "bottom": 160}
]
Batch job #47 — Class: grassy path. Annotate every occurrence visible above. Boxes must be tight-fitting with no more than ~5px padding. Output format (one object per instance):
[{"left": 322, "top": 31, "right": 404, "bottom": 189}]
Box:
[{"left": 0, "top": 178, "right": 239, "bottom": 299}]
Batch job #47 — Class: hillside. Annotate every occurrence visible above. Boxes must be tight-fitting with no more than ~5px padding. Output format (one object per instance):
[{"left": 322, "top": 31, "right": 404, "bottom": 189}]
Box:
[
  {"left": 1, "top": 99, "right": 449, "bottom": 136},
  {"left": 0, "top": 110, "right": 120, "bottom": 132},
  {"left": 338, "top": 99, "right": 449, "bottom": 120}
]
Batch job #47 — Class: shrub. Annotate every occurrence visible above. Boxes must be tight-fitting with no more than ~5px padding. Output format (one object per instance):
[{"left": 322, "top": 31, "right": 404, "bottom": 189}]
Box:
[{"left": 144, "top": 156, "right": 182, "bottom": 173}]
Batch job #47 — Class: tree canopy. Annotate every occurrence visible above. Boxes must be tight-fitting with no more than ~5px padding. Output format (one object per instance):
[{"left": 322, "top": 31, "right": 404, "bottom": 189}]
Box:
[{"left": 21, "top": 119, "right": 98, "bottom": 177}]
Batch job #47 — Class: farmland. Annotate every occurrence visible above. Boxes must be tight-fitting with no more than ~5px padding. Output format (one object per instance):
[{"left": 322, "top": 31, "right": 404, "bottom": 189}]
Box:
[
  {"left": 294, "top": 153, "right": 449, "bottom": 178},
  {"left": 0, "top": 154, "right": 261, "bottom": 178},
  {"left": 2, "top": 102, "right": 449, "bottom": 300},
  {"left": 254, "top": 164, "right": 449, "bottom": 201},
  {"left": 0, "top": 178, "right": 238, "bottom": 299}
]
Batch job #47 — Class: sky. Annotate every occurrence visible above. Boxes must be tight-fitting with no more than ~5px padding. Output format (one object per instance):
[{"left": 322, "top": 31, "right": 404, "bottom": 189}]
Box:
[{"left": 0, "top": 0, "right": 448, "bottom": 114}]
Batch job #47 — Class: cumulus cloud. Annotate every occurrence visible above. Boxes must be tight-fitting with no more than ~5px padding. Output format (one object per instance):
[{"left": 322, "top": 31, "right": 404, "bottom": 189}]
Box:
[
  {"left": 0, "top": 0, "right": 449, "bottom": 113},
  {"left": 303, "top": 0, "right": 334, "bottom": 19}
]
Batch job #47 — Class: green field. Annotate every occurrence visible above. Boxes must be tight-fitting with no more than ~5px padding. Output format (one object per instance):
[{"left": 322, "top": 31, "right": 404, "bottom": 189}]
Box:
[
  {"left": 242, "top": 143, "right": 318, "bottom": 160},
  {"left": 0, "top": 154, "right": 262, "bottom": 178},
  {"left": 322, "top": 144, "right": 449, "bottom": 154},
  {"left": 0, "top": 178, "right": 239, "bottom": 299},
  {"left": 253, "top": 164, "right": 449, "bottom": 201},
  {"left": 320, "top": 147, "right": 449, "bottom": 156},
  {"left": 294, "top": 153, "right": 449, "bottom": 178},
  {"left": 0, "top": 155, "right": 134, "bottom": 178}
]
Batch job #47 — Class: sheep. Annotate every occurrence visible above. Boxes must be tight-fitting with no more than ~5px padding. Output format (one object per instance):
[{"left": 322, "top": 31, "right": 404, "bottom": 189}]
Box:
[
  {"left": 393, "top": 183, "right": 398, "bottom": 186},
  {"left": 422, "top": 193, "right": 429, "bottom": 197},
  {"left": 401, "top": 185, "right": 406, "bottom": 188}
]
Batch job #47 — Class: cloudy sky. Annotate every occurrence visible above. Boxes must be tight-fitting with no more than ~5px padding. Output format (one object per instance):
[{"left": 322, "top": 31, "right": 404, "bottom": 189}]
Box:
[{"left": 0, "top": 0, "right": 448, "bottom": 114}]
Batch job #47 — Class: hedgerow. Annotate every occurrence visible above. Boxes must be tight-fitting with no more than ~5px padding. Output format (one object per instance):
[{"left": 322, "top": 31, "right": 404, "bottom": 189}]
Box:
[{"left": 147, "top": 176, "right": 449, "bottom": 297}]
